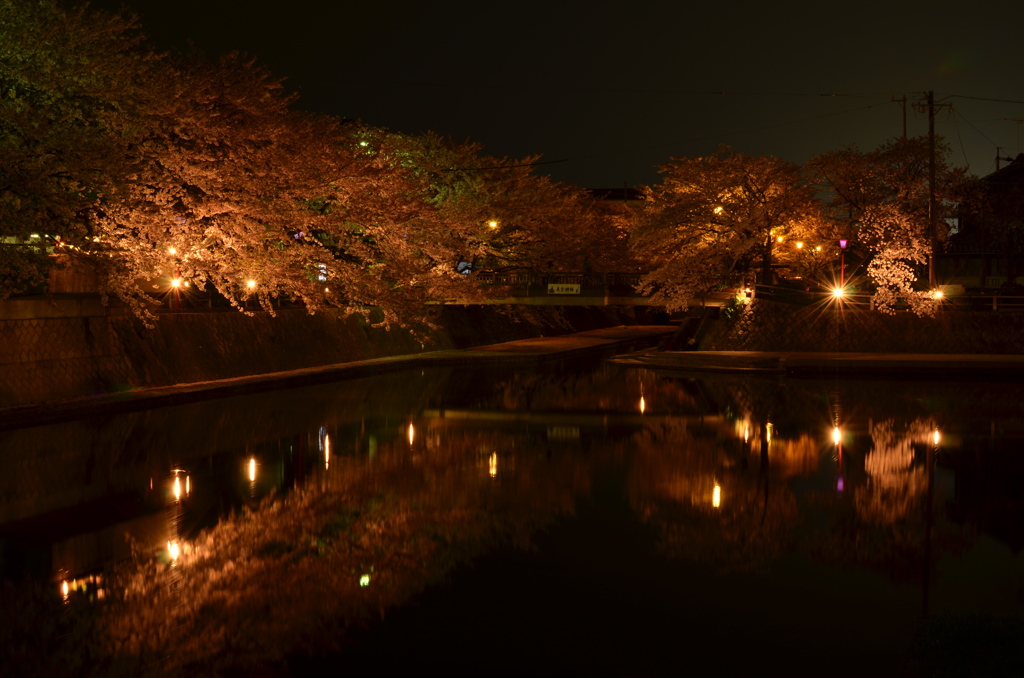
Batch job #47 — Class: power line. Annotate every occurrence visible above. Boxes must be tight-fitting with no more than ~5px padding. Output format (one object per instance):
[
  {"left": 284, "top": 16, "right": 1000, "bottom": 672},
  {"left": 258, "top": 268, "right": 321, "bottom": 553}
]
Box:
[
  {"left": 950, "top": 111, "right": 971, "bottom": 169},
  {"left": 947, "top": 94, "right": 1024, "bottom": 105},
  {"left": 440, "top": 102, "right": 892, "bottom": 172},
  {"left": 951, "top": 108, "right": 999, "bottom": 148},
  {"left": 572, "top": 101, "right": 892, "bottom": 161},
  {"left": 436, "top": 95, "right": 1021, "bottom": 173},
  {"left": 317, "top": 79, "right": 893, "bottom": 100}
]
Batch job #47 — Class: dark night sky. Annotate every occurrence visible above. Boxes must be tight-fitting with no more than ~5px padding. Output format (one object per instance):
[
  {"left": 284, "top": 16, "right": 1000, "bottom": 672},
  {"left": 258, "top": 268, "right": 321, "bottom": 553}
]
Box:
[{"left": 90, "top": 0, "right": 1024, "bottom": 187}]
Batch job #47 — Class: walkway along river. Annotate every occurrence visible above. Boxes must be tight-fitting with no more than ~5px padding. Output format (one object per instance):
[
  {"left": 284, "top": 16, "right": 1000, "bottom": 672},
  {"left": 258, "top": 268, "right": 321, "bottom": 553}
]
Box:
[{"left": 1, "top": 333, "right": 1023, "bottom": 675}]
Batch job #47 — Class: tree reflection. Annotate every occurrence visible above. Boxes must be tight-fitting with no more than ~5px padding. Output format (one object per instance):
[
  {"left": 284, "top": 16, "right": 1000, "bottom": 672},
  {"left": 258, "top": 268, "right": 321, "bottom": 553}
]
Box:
[
  {"left": 627, "top": 418, "right": 800, "bottom": 570},
  {"left": 855, "top": 419, "right": 932, "bottom": 524},
  {"left": 91, "top": 422, "right": 589, "bottom": 675},
  {"left": 6, "top": 365, "right": 1024, "bottom": 674}
]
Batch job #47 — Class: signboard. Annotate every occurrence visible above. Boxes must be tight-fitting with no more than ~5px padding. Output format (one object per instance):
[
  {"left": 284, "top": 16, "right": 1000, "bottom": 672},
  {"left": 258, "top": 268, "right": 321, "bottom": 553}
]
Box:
[{"left": 547, "top": 283, "right": 581, "bottom": 295}]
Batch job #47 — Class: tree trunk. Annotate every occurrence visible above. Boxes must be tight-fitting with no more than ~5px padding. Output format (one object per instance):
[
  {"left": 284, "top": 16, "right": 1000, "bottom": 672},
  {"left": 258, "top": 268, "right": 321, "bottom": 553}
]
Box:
[{"left": 761, "top": 240, "right": 774, "bottom": 284}]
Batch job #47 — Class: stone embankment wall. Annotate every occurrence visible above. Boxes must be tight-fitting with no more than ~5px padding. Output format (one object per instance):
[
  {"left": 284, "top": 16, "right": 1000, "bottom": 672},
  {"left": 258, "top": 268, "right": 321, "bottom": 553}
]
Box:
[
  {"left": 0, "top": 298, "right": 656, "bottom": 409},
  {"left": 702, "top": 298, "right": 1024, "bottom": 353}
]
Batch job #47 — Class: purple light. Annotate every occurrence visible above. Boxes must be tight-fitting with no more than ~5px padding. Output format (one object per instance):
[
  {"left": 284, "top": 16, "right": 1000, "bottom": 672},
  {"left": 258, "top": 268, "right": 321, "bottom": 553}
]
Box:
[
  {"left": 837, "top": 477, "right": 845, "bottom": 492},
  {"left": 839, "top": 239, "right": 848, "bottom": 250}
]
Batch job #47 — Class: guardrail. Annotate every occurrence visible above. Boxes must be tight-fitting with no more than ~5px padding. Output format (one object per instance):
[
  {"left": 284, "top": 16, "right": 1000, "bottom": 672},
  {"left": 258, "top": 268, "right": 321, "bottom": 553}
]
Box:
[{"left": 752, "top": 284, "right": 1024, "bottom": 311}]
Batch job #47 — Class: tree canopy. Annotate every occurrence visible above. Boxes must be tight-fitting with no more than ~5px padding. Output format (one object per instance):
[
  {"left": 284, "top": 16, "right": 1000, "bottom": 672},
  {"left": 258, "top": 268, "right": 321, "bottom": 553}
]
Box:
[
  {"left": 1, "top": 1, "right": 629, "bottom": 326},
  {"left": 2, "top": 2, "right": 997, "bottom": 324},
  {"left": 630, "top": 147, "right": 823, "bottom": 311},
  {"left": 808, "top": 136, "right": 970, "bottom": 314}
]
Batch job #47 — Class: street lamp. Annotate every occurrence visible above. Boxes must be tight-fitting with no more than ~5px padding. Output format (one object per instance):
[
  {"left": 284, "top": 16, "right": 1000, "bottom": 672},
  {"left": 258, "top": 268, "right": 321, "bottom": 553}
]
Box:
[{"left": 838, "top": 239, "right": 848, "bottom": 290}]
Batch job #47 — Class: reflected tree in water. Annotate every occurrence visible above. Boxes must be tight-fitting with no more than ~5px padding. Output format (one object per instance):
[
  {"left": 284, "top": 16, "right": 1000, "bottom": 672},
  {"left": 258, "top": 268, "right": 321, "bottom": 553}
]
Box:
[
  {"left": 626, "top": 418, "right": 800, "bottom": 571},
  {"left": 7, "top": 423, "right": 590, "bottom": 676},
  {"left": 856, "top": 419, "right": 932, "bottom": 525}
]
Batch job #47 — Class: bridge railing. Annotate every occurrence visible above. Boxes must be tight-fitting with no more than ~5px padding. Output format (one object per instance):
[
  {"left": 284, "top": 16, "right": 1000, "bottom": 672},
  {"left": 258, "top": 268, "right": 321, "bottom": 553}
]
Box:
[{"left": 476, "top": 271, "right": 643, "bottom": 289}]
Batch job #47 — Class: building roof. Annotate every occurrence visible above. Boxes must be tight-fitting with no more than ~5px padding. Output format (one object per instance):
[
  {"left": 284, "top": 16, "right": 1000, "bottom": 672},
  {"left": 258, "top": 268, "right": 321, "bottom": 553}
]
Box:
[{"left": 588, "top": 187, "right": 645, "bottom": 202}]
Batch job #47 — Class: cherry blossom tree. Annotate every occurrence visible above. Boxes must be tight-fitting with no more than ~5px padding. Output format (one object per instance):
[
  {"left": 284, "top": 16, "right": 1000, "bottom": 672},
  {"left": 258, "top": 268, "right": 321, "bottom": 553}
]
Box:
[
  {"left": 808, "top": 137, "right": 968, "bottom": 313},
  {"left": 858, "top": 204, "right": 937, "bottom": 315},
  {"left": 630, "top": 147, "right": 824, "bottom": 311},
  {"left": 2, "top": 1, "right": 638, "bottom": 327},
  {"left": 0, "top": 0, "right": 151, "bottom": 298},
  {"left": 377, "top": 131, "right": 638, "bottom": 275}
]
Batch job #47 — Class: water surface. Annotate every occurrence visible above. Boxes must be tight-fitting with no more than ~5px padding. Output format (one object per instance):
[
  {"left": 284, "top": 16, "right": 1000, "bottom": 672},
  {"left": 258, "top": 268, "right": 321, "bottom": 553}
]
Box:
[{"left": 2, "top": 357, "right": 1023, "bottom": 675}]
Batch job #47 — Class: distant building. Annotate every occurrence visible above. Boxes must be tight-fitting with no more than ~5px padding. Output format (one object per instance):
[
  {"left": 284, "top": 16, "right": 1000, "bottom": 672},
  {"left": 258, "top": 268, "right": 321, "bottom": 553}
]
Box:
[
  {"left": 588, "top": 187, "right": 645, "bottom": 206},
  {"left": 940, "top": 154, "right": 1024, "bottom": 291}
]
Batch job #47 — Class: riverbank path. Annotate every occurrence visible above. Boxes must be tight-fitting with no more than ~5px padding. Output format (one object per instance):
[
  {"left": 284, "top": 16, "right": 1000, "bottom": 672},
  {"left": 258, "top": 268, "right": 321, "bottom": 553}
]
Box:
[{"left": 0, "top": 325, "right": 676, "bottom": 430}]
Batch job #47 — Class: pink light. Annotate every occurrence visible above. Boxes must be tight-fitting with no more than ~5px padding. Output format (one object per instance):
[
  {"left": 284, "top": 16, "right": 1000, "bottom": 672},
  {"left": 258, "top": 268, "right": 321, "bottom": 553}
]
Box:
[
  {"left": 839, "top": 239, "right": 848, "bottom": 249},
  {"left": 837, "top": 477, "right": 845, "bottom": 492}
]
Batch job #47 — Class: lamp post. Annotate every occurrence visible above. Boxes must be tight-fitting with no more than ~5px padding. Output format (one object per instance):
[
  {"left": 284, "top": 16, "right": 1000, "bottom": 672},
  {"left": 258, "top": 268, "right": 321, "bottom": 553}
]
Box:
[
  {"left": 839, "top": 238, "right": 847, "bottom": 288},
  {"left": 838, "top": 239, "right": 848, "bottom": 290}
]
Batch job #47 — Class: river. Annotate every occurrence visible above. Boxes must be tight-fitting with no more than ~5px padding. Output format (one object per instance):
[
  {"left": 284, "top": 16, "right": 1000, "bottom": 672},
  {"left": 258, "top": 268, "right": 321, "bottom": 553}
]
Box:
[{"left": 2, "top": 354, "right": 1023, "bottom": 675}]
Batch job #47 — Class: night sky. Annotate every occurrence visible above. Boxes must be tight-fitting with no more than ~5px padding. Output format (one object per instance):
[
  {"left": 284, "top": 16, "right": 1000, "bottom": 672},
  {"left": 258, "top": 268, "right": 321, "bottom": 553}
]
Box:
[{"left": 90, "top": 0, "right": 1024, "bottom": 187}]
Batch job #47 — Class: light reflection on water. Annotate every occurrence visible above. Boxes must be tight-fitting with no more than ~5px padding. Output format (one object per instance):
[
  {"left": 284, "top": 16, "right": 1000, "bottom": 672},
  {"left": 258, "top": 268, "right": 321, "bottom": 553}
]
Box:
[{"left": 2, "top": 359, "right": 1024, "bottom": 672}]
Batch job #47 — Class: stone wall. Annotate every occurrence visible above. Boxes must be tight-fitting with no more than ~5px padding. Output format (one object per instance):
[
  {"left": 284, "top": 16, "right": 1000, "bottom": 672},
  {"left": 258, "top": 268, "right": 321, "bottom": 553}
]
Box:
[
  {"left": 701, "top": 298, "right": 1024, "bottom": 353},
  {"left": 0, "top": 299, "right": 656, "bottom": 409}
]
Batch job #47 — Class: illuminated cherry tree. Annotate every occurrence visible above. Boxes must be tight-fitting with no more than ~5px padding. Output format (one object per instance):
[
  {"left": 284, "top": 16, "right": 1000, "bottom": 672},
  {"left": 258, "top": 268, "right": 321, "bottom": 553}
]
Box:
[
  {"left": 631, "top": 147, "right": 823, "bottom": 311},
  {"left": 858, "top": 204, "right": 939, "bottom": 316},
  {"left": 379, "top": 131, "right": 637, "bottom": 275},
  {"left": 1, "top": 2, "right": 506, "bottom": 326},
  {"left": 809, "top": 136, "right": 968, "bottom": 310},
  {"left": 0, "top": 0, "right": 150, "bottom": 298}
]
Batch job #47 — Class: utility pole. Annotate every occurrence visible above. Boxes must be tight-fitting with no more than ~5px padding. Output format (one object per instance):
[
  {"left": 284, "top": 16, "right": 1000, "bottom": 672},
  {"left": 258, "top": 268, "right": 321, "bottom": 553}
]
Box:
[
  {"left": 1004, "top": 119, "right": 1024, "bottom": 155},
  {"left": 995, "top": 149, "right": 1017, "bottom": 171},
  {"left": 928, "top": 90, "right": 937, "bottom": 289},
  {"left": 892, "top": 94, "right": 907, "bottom": 139},
  {"left": 902, "top": 94, "right": 907, "bottom": 139}
]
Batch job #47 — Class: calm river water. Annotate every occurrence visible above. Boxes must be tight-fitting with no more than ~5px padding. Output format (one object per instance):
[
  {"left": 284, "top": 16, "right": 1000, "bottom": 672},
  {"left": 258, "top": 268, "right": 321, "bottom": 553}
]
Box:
[{"left": 2, "top": 354, "right": 1023, "bottom": 675}]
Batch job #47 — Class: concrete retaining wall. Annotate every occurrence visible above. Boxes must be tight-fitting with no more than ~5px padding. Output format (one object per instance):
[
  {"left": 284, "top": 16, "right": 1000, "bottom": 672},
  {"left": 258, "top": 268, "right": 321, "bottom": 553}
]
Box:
[
  {"left": 0, "top": 298, "right": 657, "bottom": 409},
  {"left": 702, "top": 298, "right": 1024, "bottom": 353}
]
